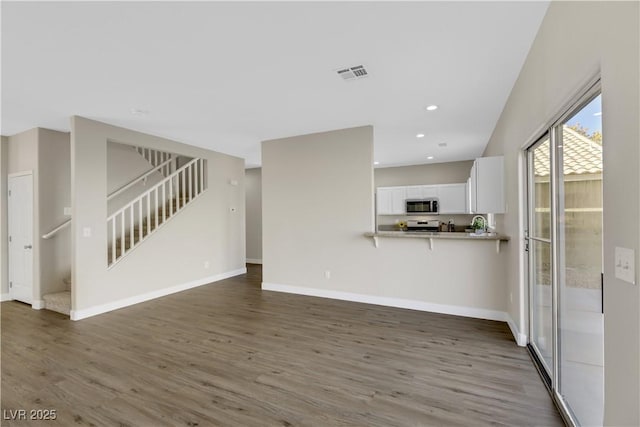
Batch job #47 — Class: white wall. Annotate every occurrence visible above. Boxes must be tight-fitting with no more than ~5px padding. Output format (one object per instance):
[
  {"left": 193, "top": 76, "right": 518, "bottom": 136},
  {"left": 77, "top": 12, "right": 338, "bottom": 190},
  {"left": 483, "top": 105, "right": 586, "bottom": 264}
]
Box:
[
  {"left": 262, "top": 126, "right": 375, "bottom": 292},
  {"left": 483, "top": 2, "right": 639, "bottom": 424},
  {"left": 107, "top": 141, "right": 165, "bottom": 216},
  {"left": 374, "top": 161, "right": 473, "bottom": 187},
  {"left": 7, "top": 129, "right": 41, "bottom": 302},
  {"left": 0, "top": 137, "right": 8, "bottom": 299},
  {"left": 38, "top": 129, "right": 71, "bottom": 296},
  {"left": 262, "top": 126, "right": 508, "bottom": 318},
  {"left": 71, "top": 117, "right": 246, "bottom": 317},
  {"left": 5, "top": 128, "right": 72, "bottom": 301},
  {"left": 245, "top": 167, "right": 262, "bottom": 263}
]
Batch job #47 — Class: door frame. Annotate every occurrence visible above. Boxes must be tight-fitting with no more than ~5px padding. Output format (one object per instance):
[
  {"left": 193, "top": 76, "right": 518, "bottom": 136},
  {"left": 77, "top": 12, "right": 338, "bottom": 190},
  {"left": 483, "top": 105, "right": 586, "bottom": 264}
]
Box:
[
  {"left": 525, "top": 133, "right": 554, "bottom": 386},
  {"left": 522, "top": 78, "right": 602, "bottom": 427},
  {"left": 7, "top": 170, "right": 36, "bottom": 306}
]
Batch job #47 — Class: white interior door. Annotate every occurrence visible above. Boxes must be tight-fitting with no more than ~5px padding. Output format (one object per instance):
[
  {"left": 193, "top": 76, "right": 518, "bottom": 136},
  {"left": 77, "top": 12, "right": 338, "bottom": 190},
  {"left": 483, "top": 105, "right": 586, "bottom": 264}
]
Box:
[{"left": 8, "top": 173, "right": 34, "bottom": 304}]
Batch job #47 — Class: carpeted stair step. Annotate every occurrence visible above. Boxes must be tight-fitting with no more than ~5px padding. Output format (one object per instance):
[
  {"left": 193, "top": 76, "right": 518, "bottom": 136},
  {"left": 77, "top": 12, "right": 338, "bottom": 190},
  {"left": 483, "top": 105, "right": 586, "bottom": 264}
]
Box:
[{"left": 43, "top": 291, "right": 71, "bottom": 316}]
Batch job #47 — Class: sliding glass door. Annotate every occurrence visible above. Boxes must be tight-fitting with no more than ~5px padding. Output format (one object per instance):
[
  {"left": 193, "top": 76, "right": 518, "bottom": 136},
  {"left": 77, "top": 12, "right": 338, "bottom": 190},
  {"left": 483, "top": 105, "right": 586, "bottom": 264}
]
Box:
[
  {"left": 526, "top": 85, "right": 603, "bottom": 427},
  {"left": 527, "top": 135, "right": 553, "bottom": 382},
  {"left": 557, "top": 94, "right": 604, "bottom": 427}
]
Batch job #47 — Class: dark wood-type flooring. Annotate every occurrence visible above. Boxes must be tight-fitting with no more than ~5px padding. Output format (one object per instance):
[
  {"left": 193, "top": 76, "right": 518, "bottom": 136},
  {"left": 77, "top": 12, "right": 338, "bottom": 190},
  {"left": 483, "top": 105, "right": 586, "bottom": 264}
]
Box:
[{"left": 1, "top": 264, "right": 563, "bottom": 426}]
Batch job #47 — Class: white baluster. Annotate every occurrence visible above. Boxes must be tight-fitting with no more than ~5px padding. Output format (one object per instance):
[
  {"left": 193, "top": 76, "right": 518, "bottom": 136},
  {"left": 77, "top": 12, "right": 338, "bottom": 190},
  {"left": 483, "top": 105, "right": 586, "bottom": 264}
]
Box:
[
  {"left": 111, "top": 219, "right": 116, "bottom": 264},
  {"left": 130, "top": 204, "right": 134, "bottom": 246},
  {"left": 188, "top": 163, "right": 193, "bottom": 202},
  {"left": 169, "top": 175, "right": 174, "bottom": 216},
  {"left": 195, "top": 160, "right": 200, "bottom": 195},
  {"left": 146, "top": 193, "right": 151, "bottom": 235},
  {"left": 138, "top": 199, "right": 143, "bottom": 242},
  {"left": 154, "top": 187, "right": 159, "bottom": 229},
  {"left": 200, "top": 159, "right": 205, "bottom": 191},
  {"left": 162, "top": 182, "right": 166, "bottom": 222},
  {"left": 181, "top": 168, "right": 186, "bottom": 209},
  {"left": 176, "top": 175, "right": 179, "bottom": 213},
  {"left": 121, "top": 211, "right": 125, "bottom": 258}
]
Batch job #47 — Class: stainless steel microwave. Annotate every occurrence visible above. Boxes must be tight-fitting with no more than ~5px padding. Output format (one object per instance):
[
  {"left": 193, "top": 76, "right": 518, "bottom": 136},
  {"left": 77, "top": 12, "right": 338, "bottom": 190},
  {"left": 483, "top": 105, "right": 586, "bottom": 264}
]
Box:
[{"left": 406, "top": 198, "right": 439, "bottom": 215}]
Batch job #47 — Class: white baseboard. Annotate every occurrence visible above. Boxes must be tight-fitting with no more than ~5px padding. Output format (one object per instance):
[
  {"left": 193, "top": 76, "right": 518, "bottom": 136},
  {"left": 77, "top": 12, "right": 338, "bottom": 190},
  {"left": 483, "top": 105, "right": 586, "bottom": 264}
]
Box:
[
  {"left": 506, "top": 314, "right": 527, "bottom": 347},
  {"left": 246, "top": 258, "right": 263, "bottom": 264},
  {"left": 70, "top": 268, "right": 247, "bottom": 321},
  {"left": 0, "top": 293, "right": 12, "bottom": 302},
  {"left": 32, "top": 300, "right": 45, "bottom": 310},
  {"left": 262, "top": 282, "right": 509, "bottom": 323}
]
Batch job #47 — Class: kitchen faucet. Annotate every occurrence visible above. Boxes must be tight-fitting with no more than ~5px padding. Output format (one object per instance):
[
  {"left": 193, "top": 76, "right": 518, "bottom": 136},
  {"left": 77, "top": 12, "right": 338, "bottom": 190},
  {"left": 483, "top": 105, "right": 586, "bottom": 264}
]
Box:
[{"left": 471, "top": 215, "right": 486, "bottom": 231}]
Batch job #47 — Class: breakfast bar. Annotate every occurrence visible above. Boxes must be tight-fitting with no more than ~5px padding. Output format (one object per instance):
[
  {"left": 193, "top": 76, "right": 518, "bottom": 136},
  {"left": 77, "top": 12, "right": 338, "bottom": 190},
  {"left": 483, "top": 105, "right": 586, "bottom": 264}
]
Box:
[{"left": 364, "top": 231, "right": 510, "bottom": 253}]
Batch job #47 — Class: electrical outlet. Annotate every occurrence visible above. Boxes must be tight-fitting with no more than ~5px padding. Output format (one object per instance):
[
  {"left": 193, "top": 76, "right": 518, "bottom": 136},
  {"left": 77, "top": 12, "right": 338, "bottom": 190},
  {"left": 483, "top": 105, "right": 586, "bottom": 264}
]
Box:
[
  {"left": 64, "top": 207, "right": 72, "bottom": 216},
  {"left": 82, "top": 227, "right": 91, "bottom": 237},
  {"left": 204, "top": 261, "right": 210, "bottom": 269},
  {"left": 324, "top": 270, "right": 331, "bottom": 279},
  {"left": 615, "top": 247, "right": 636, "bottom": 284}
]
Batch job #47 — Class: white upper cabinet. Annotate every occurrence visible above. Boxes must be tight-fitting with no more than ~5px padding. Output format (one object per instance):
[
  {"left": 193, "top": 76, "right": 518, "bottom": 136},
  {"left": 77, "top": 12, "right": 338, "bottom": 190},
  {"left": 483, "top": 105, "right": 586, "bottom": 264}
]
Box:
[
  {"left": 421, "top": 185, "right": 438, "bottom": 198},
  {"left": 437, "top": 183, "right": 467, "bottom": 214},
  {"left": 406, "top": 185, "right": 437, "bottom": 199},
  {"left": 468, "top": 156, "right": 505, "bottom": 214},
  {"left": 468, "top": 162, "right": 477, "bottom": 213},
  {"left": 376, "top": 156, "right": 504, "bottom": 216},
  {"left": 405, "top": 185, "right": 423, "bottom": 199},
  {"left": 376, "top": 187, "right": 407, "bottom": 215},
  {"left": 376, "top": 184, "right": 467, "bottom": 215}
]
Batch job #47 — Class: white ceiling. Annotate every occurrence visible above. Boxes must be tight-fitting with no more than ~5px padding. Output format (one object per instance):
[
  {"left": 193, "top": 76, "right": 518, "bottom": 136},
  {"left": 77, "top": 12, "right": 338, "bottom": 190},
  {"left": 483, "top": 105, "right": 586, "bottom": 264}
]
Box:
[{"left": 1, "top": 1, "right": 549, "bottom": 168}]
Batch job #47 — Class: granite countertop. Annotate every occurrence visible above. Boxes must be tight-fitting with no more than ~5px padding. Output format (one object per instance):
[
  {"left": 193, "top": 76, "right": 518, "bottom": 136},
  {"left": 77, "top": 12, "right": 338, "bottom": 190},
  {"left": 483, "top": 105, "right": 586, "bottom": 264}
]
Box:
[{"left": 364, "top": 231, "right": 510, "bottom": 241}]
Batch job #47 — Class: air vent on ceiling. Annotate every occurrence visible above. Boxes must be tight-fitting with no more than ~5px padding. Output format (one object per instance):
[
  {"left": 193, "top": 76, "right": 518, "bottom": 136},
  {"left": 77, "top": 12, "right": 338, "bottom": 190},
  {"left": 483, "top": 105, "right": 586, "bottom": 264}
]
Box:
[{"left": 336, "top": 65, "right": 369, "bottom": 81}]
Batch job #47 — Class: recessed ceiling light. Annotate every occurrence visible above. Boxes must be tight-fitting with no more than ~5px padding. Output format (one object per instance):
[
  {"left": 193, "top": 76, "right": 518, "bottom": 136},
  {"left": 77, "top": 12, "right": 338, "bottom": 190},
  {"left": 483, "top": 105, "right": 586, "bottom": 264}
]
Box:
[
  {"left": 416, "top": 133, "right": 425, "bottom": 138},
  {"left": 131, "top": 108, "right": 149, "bottom": 115},
  {"left": 374, "top": 161, "right": 380, "bottom": 165},
  {"left": 426, "top": 105, "right": 438, "bottom": 111},
  {"left": 427, "top": 156, "right": 434, "bottom": 160}
]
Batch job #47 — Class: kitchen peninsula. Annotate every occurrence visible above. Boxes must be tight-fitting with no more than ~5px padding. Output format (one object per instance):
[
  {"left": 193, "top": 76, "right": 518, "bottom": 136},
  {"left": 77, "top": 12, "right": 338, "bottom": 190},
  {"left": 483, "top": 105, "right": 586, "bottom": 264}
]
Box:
[{"left": 364, "top": 230, "right": 510, "bottom": 252}]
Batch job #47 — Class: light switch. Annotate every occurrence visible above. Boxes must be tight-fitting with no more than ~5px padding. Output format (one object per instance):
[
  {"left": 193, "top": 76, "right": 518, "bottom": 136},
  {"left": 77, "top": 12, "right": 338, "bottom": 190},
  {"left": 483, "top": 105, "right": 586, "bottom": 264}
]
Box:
[
  {"left": 83, "top": 227, "right": 92, "bottom": 238},
  {"left": 615, "top": 247, "right": 635, "bottom": 285}
]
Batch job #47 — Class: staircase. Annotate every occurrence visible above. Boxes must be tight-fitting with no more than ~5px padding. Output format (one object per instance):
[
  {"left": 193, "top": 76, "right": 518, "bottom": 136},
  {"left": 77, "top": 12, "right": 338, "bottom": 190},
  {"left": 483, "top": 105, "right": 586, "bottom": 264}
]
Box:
[
  {"left": 41, "top": 146, "right": 207, "bottom": 317},
  {"left": 43, "top": 277, "right": 71, "bottom": 316},
  {"left": 136, "top": 146, "right": 174, "bottom": 177},
  {"left": 107, "top": 157, "right": 206, "bottom": 267},
  {"left": 108, "top": 194, "right": 187, "bottom": 263}
]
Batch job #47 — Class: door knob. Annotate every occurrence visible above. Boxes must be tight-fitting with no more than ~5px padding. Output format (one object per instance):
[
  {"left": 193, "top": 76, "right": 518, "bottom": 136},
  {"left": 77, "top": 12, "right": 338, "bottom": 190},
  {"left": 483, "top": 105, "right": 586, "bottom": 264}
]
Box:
[{"left": 24, "top": 245, "right": 32, "bottom": 249}]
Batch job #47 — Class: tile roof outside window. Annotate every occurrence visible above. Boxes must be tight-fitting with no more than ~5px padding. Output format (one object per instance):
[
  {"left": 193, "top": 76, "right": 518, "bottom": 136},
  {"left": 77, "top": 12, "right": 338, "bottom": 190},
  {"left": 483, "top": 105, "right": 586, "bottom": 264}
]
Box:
[{"left": 534, "top": 126, "right": 602, "bottom": 177}]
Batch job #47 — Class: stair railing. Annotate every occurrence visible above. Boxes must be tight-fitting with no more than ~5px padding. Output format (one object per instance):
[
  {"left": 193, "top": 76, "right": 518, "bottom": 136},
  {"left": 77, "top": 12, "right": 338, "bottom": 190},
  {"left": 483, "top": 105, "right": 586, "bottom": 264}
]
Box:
[
  {"left": 42, "top": 219, "right": 71, "bottom": 239},
  {"left": 107, "top": 156, "right": 175, "bottom": 201},
  {"left": 136, "top": 147, "right": 173, "bottom": 177},
  {"left": 107, "top": 157, "right": 206, "bottom": 267}
]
